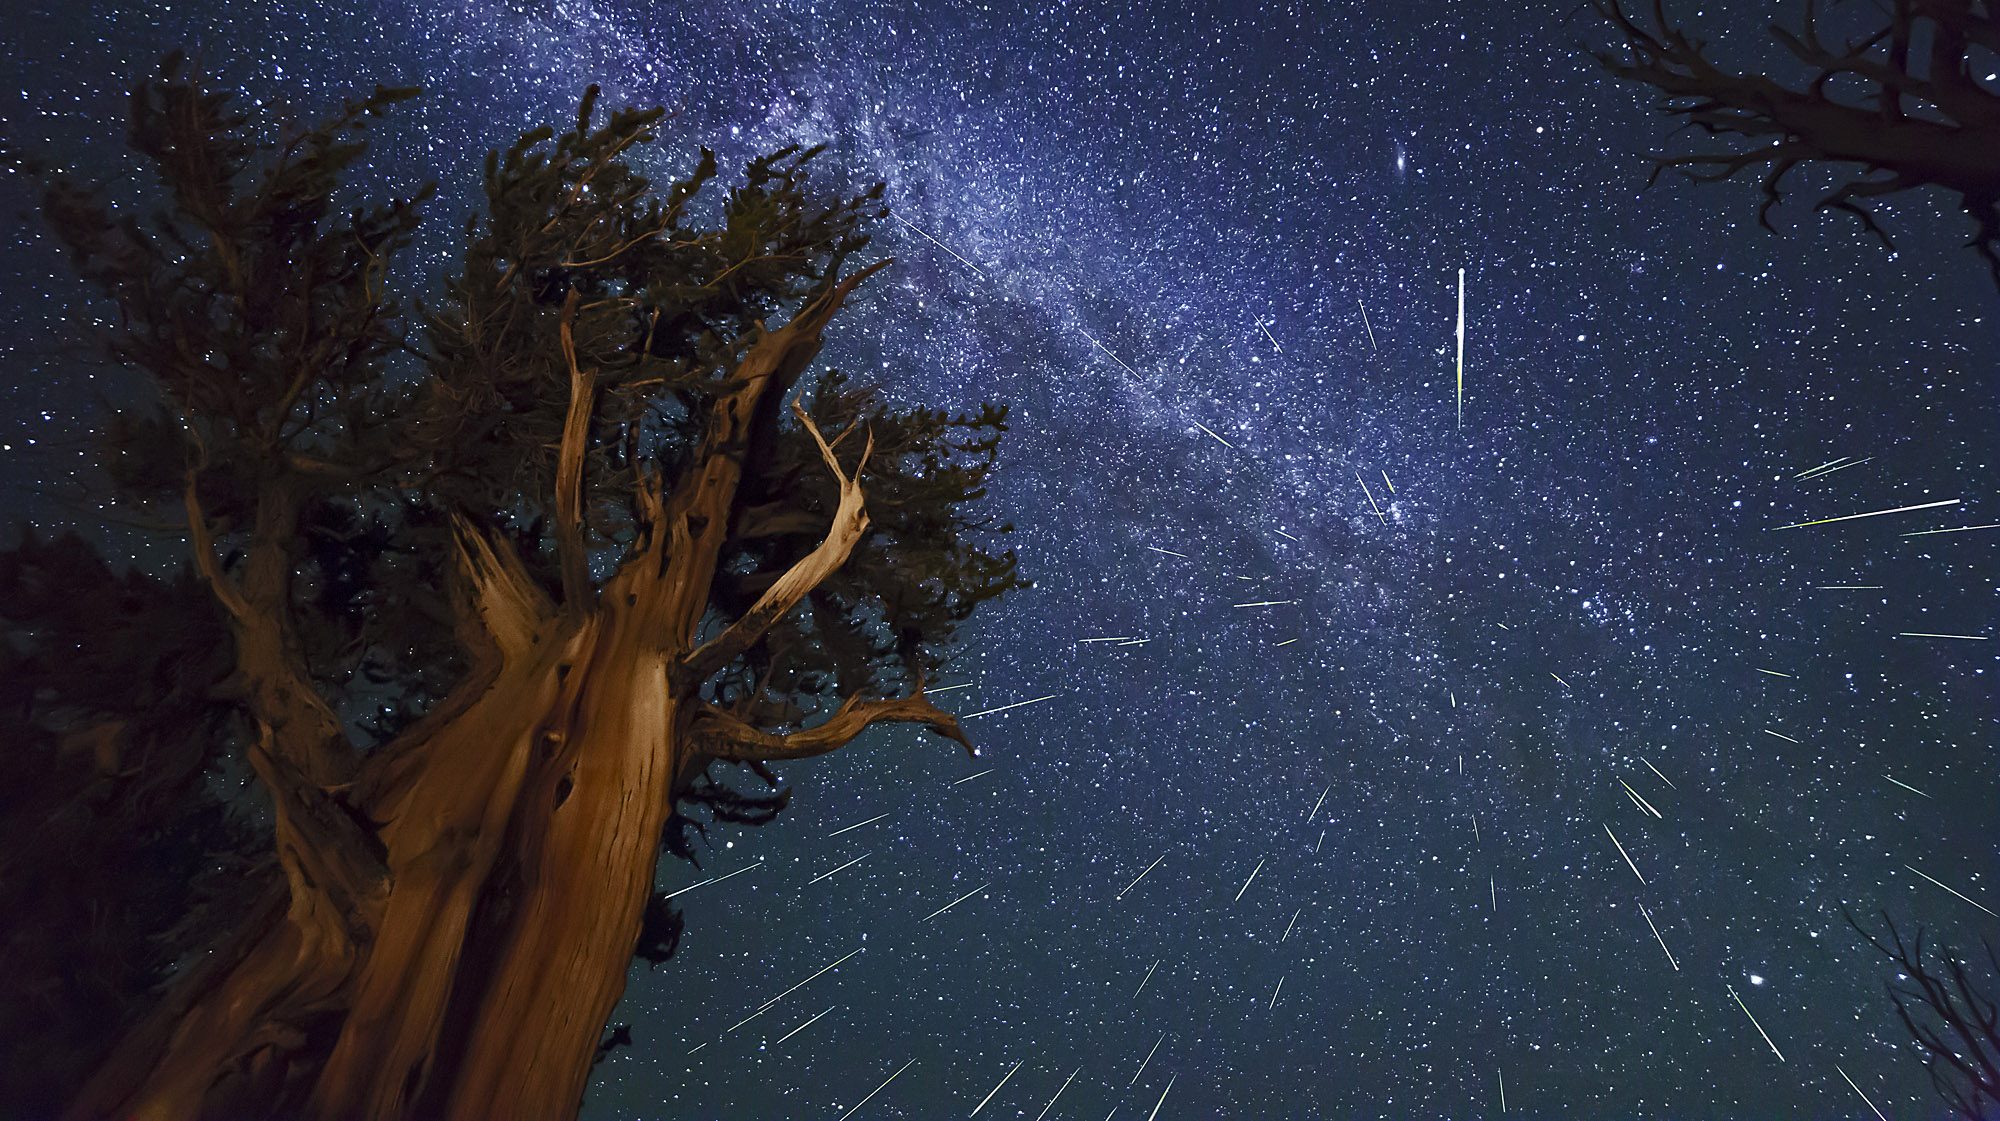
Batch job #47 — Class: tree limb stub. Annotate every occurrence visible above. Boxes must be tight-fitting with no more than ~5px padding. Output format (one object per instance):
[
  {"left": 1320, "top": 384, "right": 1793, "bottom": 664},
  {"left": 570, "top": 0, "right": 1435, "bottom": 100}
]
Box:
[
  {"left": 689, "top": 681, "right": 974, "bottom": 763},
  {"left": 678, "top": 400, "right": 872, "bottom": 687}
]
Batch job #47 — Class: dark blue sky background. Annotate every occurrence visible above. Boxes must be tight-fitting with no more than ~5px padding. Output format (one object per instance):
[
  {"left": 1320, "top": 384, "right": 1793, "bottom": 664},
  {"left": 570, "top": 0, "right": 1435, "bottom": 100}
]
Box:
[{"left": 5, "top": 1, "right": 1997, "bottom": 1117}]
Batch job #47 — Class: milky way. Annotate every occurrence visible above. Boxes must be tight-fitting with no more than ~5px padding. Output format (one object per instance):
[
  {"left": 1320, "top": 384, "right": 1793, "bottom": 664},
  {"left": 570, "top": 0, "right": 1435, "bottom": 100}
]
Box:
[{"left": 5, "top": 1, "right": 1997, "bottom": 1117}]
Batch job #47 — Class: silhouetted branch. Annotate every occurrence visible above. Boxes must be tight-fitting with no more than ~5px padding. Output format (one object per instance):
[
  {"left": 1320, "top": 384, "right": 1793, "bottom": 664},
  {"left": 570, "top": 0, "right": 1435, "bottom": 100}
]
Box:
[
  {"left": 1846, "top": 905, "right": 2000, "bottom": 1120},
  {"left": 1591, "top": 0, "right": 2000, "bottom": 280}
]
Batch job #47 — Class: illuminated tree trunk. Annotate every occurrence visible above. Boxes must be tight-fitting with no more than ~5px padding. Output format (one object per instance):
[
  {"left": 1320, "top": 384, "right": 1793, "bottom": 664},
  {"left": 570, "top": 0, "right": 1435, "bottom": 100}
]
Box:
[{"left": 62, "top": 266, "right": 966, "bottom": 1121}]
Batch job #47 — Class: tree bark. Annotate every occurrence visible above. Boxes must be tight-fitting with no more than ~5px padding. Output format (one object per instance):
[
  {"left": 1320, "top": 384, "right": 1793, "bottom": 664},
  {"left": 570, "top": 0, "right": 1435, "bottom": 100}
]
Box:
[{"left": 66, "top": 266, "right": 906, "bottom": 1121}]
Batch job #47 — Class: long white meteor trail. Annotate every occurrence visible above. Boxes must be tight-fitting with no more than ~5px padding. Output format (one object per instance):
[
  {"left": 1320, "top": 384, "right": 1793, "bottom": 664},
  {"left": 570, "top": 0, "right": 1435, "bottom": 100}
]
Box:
[
  {"left": 1772, "top": 497, "right": 1959, "bottom": 530},
  {"left": 1080, "top": 330, "right": 1145, "bottom": 381},
  {"left": 1306, "top": 784, "right": 1330, "bottom": 822},
  {"left": 890, "top": 213, "right": 986, "bottom": 278},
  {"left": 773, "top": 1005, "right": 833, "bottom": 1046},
  {"left": 951, "top": 768, "right": 994, "bottom": 786},
  {"left": 1235, "top": 857, "right": 1267, "bottom": 902},
  {"left": 1884, "top": 773, "right": 1932, "bottom": 799},
  {"left": 662, "top": 858, "right": 763, "bottom": 900},
  {"left": 1147, "top": 1075, "right": 1177, "bottom": 1121},
  {"left": 1455, "top": 268, "right": 1466, "bottom": 428},
  {"left": 808, "top": 853, "right": 872, "bottom": 885},
  {"left": 1356, "top": 472, "right": 1388, "bottom": 523},
  {"left": 1233, "top": 599, "right": 1298, "bottom": 608},
  {"left": 1036, "top": 1068, "right": 1081, "bottom": 1121},
  {"left": 1902, "top": 522, "right": 2000, "bottom": 536},
  {"left": 1119, "top": 853, "right": 1167, "bottom": 900},
  {"left": 922, "top": 882, "right": 991, "bottom": 922},
  {"left": 962, "top": 694, "right": 1058, "bottom": 719},
  {"left": 1905, "top": 863, "right": 1999, "bottom": 917},
  {"left": 836, "top": 1058, "right": 917, "bottom": 1121},
  {"left": 829, "top": 813, "right": 890, "bottom": 838},
  {"left": 1358, "top": 299, "right": 1378, "bottom": 349},
  {"left": 971, "top": 1062, "right": 1023, "bottom": 1116},
  {"left": 1638, "top": 901, "right": 1679, "bottom": 970},
  {"left": 1835, "top": 1065, "right": 1891, "bottom": 1121},
  {"left": 1191, "top": 420, "right": 1236, "bottom": 449},
  {"left": 1727, "top": 984, "right": 1786, "bottom": 1062},
  {"left": 1640, "top": 757, "right": 1677, "bottom": 789},
  {"left": 1897, "top": 631, "right": 1989, "bottom": 641},
  {"left": 1604, "top": 824, "right": 1646, "bottom": 885},
  {"left": 1258, "top": 318, "right": 1283, "bottom": 354},
  {"left": 1134, "top": 958, "right": 1162, "bottom": 998},
  {"left": 1146, "top": 545, "right": 1191, "bottom": 558},
  {"left": 1763, "top": 728, "right": 1801, "bottom": 744},
  {"left": 1130, "top": 1033, "right": 1165, "bottom": 1084},
  {"left": 752, "top": 946, "right": 864, "bottom": 1017}
]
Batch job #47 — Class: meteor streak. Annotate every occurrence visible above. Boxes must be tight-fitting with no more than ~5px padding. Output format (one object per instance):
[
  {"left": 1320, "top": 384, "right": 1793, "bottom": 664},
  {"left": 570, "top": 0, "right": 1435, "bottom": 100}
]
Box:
[
  {"left": 1902, "top": 522, "right": 2000, "bottom": 536},
  {"left": 1235, "top": 857, "right": 1267, "bottom": 902},
  {"left": 890, "top": 213, "right": 985, "bottom": 277},
  {"left": 1147, "top": 1075, "right": 1177, "bottom": 1121},
  {"left": 1904, "top": 863, "right": 1999, "bottom": 917},
  {"left": 1190, "top": 420, "right": 1236, "bottom": 449},
  {"left": 1358, "top": 299, "right": 1378, "bottom": 349},
  {"left": 1727, "top": 984, "right": 1786, "bottom": 1061},
  {"left": 962, "top": 694, "right": 1059, "bottom": 718},
  {"left": 751, "top": 946, "right": 863, "bottom": 1018},
  {"left": 1356, "top": 471, "right": 1388, "bottom": 523},
  {"left": 970, "top": 1062, "right": 1023, "bottom": 1116},
  {"left": 1835, "top": 1065, "right": 1890, "bottom": 1121},
  {"left": 1637, "top": 901, "right": 1679, "bottom": 970},
  {"left": 1130, "top": 1033, "right": 1165, "bottom": 1085},
  {"left": 1036, "top": 1068, "right": 1081, "bottom": 1121},
  {"left": 1897, "top": 632, "right": 1988, "bottom": 641},
  {"left": 1620, "top": 779, "right": 1663, "bottom": 819},
  {"left": 662, "top": 858, "right": 763, "bottom": 900},
  {"left": 1883, "top": 774, "right": 1932, "bottom": 799},
  {"left": 829, "top": 813, "right": 890, "bottom": 838},
  {"left": 773, "top": 1005, "right": 833, "bottom": 1046},
  {"left": 1640, "top": 757, "right": 1677, "bottom": 789},
  {"left": 1772, "top": 497, "right": 1959, "bottom": 530},
  {"left": 1119, "top": 853, "right": 1167, "bottom": 900},
  {"left": 922, "top": 882, "right": 991, "bottom": 922},
  {"left": 1455, "top": 268, "right": 1466, "bottom": 428},
  {"left": 1604, "top": 824, "right": 1646, "bottom": 885},
  {"left": 808, "top": 853, "right": 871, "bottom": 884},
  {"left": 836, "top": 1058, "right": 917, "bottom": 1121}
]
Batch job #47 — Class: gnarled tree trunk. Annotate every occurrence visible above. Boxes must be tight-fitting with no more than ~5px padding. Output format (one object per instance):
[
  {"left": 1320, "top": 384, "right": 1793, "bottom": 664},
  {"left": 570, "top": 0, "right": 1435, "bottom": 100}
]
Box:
[{"left": 64, "top": 264, "right": 962, "bottom": 1121}]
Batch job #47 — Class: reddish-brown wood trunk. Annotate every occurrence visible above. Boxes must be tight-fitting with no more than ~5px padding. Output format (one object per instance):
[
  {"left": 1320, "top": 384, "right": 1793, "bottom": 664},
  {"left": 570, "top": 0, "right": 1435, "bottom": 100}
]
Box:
[
  {"left": 66, "top": 593, "right": 690, "bottom": 1121},
  {"left": 68, "top": 269, "right": 871, "bottom": 1121}
]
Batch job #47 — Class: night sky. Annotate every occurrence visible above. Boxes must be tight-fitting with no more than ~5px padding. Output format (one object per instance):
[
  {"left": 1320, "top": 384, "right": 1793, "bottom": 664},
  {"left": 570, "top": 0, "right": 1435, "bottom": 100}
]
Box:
[{"left": 5, "top": 1, "right": 1999, "bottom": 1118}]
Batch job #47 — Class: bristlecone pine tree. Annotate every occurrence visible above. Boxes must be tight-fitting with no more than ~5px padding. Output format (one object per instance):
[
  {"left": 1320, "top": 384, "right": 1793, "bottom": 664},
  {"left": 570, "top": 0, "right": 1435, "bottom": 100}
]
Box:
[{"left": 7, "top": 53, "right": 1023, "bottom": 1120}]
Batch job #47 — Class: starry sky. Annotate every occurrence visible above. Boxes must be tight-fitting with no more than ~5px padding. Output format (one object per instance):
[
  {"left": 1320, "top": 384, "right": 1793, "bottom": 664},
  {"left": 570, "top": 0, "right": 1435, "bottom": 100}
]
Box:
[{"left": 5, "top": 1, "right": 1999, "bottom": 1118}]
